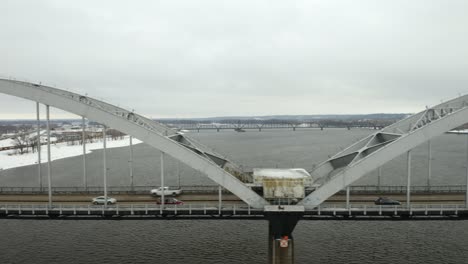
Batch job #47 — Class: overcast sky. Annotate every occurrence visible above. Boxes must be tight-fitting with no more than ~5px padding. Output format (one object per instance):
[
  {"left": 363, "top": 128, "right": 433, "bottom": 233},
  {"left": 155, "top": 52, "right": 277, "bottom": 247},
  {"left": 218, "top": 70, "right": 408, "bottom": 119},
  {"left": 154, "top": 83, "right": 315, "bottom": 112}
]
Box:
[{"left": 1, "top": 0, "right": 468, "bottom": 119}]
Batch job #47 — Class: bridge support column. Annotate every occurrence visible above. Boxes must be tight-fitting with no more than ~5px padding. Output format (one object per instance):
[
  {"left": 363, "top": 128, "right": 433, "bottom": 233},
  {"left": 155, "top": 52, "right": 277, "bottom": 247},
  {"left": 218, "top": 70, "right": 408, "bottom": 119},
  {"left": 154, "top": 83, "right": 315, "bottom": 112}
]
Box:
[{"left": 265, "top": 206, "right": 304, "bottom": 264}]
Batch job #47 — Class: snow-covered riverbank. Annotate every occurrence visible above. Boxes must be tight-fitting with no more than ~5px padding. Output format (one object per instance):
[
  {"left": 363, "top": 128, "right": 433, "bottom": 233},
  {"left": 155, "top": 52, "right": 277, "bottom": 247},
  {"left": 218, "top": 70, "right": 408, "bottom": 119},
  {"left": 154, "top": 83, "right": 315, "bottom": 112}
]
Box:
[{"left": 0, "top": 136, "right": 142, "bottom": 170}]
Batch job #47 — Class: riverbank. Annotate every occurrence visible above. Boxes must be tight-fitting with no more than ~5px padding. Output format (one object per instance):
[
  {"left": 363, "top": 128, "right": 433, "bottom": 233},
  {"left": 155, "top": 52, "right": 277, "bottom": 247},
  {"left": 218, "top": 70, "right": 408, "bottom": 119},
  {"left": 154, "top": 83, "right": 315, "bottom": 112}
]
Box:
[{"left": 0, "top": 136, "right": 142, "bottom": 170}]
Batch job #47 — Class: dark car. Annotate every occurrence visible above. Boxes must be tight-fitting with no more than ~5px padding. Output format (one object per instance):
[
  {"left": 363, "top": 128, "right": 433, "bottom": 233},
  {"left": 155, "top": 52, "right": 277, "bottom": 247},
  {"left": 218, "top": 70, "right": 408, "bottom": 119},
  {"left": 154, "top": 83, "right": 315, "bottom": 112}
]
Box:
[
  {"left": 374, "top": 197, "right": 401, "bottom": 205},
  {"left": 156, "top": 198, "right": 184, "bottom": 205}
]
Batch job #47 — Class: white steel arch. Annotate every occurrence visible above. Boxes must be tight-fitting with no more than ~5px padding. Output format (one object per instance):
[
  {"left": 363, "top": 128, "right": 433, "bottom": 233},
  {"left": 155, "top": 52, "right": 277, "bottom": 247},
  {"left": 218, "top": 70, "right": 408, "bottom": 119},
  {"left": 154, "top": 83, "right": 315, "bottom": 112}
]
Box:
[
  {"left": 300, "top": 94, "right": 468, "bottom": 208},
  {"left": 0, "top": 79, "right": 268, "bottom": 208}
]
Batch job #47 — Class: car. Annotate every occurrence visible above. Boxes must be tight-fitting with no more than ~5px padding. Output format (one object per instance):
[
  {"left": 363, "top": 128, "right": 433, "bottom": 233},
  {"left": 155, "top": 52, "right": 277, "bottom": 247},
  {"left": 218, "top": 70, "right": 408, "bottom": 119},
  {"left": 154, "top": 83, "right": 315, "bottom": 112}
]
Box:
[
  {"left": 156, "top": 198, "right": 184, "bottom": 205},
  {"left": 374, "top": 197, "right": 401, "bottom": 205},
  {"left": 150, "top": 186, "right": 182, "bottom": 196},
  {"left": 92, "top": 196, "right": 117, "bottom": 205}
]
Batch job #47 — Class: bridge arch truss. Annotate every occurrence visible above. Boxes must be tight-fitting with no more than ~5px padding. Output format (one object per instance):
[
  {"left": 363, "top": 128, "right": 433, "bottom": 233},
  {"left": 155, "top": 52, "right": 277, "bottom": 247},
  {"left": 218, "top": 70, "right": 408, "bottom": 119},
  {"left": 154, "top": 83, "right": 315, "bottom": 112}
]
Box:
[
  {"left": 2, "top": 78, "right": 468, "bottom": 210},
  {"left": 300, "top": 94, "right": 468, "bottom": 208},
  {"left": 0, "top": 79, "right": 268, "bottom": 208}
]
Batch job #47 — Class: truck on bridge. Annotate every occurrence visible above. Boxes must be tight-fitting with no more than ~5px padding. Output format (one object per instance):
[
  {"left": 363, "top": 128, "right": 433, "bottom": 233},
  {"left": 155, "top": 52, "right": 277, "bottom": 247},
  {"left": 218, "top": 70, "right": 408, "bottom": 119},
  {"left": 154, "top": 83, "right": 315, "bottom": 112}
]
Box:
[{"left": 150, "top": 187, "right": 182, "bottom": 196}]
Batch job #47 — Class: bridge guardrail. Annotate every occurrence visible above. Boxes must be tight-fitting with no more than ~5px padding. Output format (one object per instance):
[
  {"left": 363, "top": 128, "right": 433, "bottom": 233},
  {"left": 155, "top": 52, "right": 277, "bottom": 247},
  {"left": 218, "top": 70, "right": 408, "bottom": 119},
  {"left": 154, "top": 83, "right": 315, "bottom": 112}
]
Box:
[
  {"left": 0, "top": 203, "right": 261, "bottom": 217},
  {"left": 0, "top": 185, "right": 466, "bottom": 195},
  {"left": 1, "top": 203, "right": 467, "bottom": 219},
  {"left": 0, "top": 185, "right": 232, "bottom": 195},
  {"left": 329, "top": 185, "right": 467, "bottom": 194}
]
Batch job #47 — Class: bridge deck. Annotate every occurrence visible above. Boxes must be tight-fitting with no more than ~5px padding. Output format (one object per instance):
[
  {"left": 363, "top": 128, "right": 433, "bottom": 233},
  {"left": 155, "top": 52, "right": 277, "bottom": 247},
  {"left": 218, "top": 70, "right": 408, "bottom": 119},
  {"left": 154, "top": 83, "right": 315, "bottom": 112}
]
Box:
[
  {"left": 1, "top": 185, "right": 464, "bottom": 195},
  {"left": 1, "top": 187, "right": 467, "bottom": 219},
  {"left": 0, "top": 192, "right": 465, "bottom": 204},
  {"left": 1, "top": 203, "right": 468, "bottom": 220}
]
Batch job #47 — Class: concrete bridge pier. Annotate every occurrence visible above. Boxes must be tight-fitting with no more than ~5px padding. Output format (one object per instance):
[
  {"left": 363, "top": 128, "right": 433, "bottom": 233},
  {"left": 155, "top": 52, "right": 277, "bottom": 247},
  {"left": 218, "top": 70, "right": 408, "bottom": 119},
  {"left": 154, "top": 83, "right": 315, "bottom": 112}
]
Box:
[{"left": 265, "top": 206, "right": 304, "bottom": 264}]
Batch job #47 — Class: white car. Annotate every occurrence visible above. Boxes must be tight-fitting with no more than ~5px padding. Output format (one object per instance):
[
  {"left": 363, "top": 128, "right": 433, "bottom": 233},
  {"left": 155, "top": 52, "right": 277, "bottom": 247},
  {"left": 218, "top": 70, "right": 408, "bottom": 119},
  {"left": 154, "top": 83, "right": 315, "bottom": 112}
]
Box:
[
  {"left": 92, "top": 196, "right": 117, "bottom": 205},
  {"left": 150, "top": 187, "right": 182, "bottom": 196}
]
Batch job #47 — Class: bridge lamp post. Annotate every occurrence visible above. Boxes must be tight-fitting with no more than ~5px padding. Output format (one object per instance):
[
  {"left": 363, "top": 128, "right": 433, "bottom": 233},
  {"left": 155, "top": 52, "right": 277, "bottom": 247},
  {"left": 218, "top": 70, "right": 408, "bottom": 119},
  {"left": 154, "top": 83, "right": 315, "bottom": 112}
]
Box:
[
  {"left": 177, "top": 161, "right": 181, "bottom": 188},
  {"left": 218, "top": 185, "right": 222, "bottom": 215},
  {"left": 103, "top": 126, "right": 108, "bottom": 209},
  {"left": 46, "top": 105, "right": 52, "bottom": 208},
  {"left": 346, "top": 186, "right": 350, "bottom": 209},
  {"left": 427, "top": 140, "right": 432, "bottom": 189},
  {"left": 36, "top": 102, "right": 42, "bottom": 191},
  {"left": 465, "top": 134, "right": 468, "bottom": 208},
  {"left": 129, "top": 135, "right": 134, "bottom": 192},
  {"left": 160, "top": 152, "right": 165, "bottom": 211},
  {"left": 377, "top": 167, "right": 382, "bottom": 191},
  {"left": 406, "top": 150, "right": 412, "bottom": 209},
  {"left": 82, "top": 117, "right": 87, "bottom": 191}
]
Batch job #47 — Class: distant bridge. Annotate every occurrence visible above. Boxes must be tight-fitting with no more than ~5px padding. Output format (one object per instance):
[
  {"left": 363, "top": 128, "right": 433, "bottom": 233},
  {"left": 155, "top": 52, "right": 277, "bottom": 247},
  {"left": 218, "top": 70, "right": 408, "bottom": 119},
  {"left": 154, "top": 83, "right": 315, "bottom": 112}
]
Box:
[{"left": 159, "top": 119, "right": 393, "bottom": 132}]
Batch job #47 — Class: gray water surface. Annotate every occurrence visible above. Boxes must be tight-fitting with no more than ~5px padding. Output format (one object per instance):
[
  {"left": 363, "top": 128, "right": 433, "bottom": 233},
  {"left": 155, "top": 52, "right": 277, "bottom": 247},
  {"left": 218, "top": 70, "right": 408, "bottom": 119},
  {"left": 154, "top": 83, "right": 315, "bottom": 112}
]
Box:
[
  {"left": 1, "top": 128, "right": 466, "bottom": 187},
  {"left": 1, "top": 128, "right": 468, "bottom": 263}
]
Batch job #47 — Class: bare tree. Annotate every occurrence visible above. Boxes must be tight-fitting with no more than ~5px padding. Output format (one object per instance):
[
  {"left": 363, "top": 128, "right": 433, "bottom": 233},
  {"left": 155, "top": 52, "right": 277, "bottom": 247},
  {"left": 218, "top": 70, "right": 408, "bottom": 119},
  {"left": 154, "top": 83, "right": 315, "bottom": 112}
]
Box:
[
  {"left": 108, "top": 129, "right": 125, "bottom": 140},
  {"left": 29, "top": 137, "right": 38, "bottom": 153},
  {"left": 13, "top": 133, "right": 28, "bottom": 155}
]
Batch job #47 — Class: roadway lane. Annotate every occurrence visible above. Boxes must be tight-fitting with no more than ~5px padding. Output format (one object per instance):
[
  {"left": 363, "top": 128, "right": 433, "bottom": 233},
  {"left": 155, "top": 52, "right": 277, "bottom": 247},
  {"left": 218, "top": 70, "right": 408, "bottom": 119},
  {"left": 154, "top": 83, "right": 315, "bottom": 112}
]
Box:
[
  {"left": 0, "top": 193, "right": 243, "bottom": 205},
  {"left": 0, "top": 193, "right": 465, "bottom": 205}
]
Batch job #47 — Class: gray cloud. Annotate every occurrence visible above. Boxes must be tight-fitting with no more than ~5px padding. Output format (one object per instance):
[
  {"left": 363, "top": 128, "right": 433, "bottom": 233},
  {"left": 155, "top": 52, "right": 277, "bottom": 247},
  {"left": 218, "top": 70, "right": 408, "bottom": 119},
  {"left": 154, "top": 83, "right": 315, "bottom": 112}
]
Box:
[{"left": 1, "top": 0, "right": 468, "bottom": 118}]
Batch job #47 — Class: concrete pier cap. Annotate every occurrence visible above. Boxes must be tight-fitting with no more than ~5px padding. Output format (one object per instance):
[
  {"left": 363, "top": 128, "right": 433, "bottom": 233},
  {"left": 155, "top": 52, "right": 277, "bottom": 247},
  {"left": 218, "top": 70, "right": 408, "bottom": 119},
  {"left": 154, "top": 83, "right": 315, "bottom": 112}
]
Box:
[
  {"left": 264, "top": 205, "right": 305, "bottom": 236},
  {"left": 264, "top": 205, "right": 305, "bottom": 264},
  {"left": 264, "top": 205, "right": 305, "bottom": 213}
]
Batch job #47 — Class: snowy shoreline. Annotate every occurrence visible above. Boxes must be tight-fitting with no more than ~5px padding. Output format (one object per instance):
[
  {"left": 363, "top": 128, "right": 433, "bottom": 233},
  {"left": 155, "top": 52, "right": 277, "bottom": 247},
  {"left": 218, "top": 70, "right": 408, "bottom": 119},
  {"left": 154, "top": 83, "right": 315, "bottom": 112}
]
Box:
[{"left": 0, "top": 136, "right": 142, "bottom": 171}]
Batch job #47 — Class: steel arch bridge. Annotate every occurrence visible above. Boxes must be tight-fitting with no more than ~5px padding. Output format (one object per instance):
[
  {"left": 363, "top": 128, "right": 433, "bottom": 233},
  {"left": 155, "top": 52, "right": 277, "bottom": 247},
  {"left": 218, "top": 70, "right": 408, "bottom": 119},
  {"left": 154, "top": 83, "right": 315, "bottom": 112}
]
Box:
[{"left": 1, "top": 78, "right": 468, "bottom": 210}]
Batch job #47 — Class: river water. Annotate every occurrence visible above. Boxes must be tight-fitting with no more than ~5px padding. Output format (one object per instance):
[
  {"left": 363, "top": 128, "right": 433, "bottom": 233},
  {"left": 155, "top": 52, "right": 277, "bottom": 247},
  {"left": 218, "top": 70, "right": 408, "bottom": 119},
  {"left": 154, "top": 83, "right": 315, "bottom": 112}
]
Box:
[{"left": 1, "top": 128, "right": 468, "bottom": 263}]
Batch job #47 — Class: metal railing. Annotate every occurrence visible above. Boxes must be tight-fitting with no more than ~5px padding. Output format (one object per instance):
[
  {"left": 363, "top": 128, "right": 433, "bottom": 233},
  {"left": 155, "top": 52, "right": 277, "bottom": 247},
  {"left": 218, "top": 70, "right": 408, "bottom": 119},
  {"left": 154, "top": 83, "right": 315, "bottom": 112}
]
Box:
[
  {"left": 0, "top": 185, "right": 232, "bottom": 194},
  {"left": 1, "top": 184, "right": 466, "bottom": 195},
  {"left": 305, "top": 185, "right": 467, "bottom": 194},
  {"left": 0, "top": 203, "right": 260, "bottom": 217},
  {"left": 310, "top": 203, "right": 468, "bottom": 217},
  {"left": 1, "top": 203, "right": 467, "bottom": 219}
]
